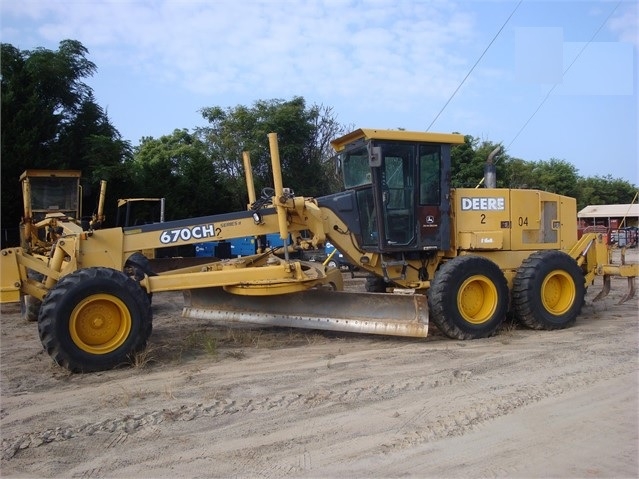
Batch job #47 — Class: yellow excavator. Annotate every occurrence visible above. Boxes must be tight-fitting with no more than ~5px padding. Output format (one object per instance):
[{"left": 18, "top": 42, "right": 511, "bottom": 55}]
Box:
[{"left": 1, "top": 129, "right": 636, "bottom": 372}]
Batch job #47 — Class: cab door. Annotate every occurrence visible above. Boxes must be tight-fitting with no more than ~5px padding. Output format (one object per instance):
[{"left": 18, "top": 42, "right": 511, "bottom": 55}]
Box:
[
  {"left": 377, "top": 143, "right": 416, "bottom": 250},
  {"left": 417, "top": 144, "right": 451, "bottom": 251}
]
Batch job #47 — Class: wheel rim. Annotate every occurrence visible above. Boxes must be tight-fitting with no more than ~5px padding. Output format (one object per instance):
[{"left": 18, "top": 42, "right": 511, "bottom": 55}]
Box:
[
  {"left": 541, "top": 269, "right": 575, "bottom": 316},
  {"left": 457, "top": 275, "right": 498, "bottom": 324},
  {"left": 69, "top": 294, "right": 132, "bottom": 354}
]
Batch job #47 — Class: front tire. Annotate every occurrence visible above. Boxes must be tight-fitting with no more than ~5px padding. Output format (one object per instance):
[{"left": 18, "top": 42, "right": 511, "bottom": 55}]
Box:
[
  {"left": 38, "top": 268, "right": 152, "bottom": 373},
  {"left": 512, "top": 250, "right": 585, "bottom": 330},
  {"left": 428, "top": 256, "right": 509, "bottom": 339}
]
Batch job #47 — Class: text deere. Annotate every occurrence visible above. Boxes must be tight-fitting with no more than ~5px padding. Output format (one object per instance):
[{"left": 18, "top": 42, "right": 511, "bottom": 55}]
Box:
[{"left": 461, "top": 197, "right": 505, "bottom": 211}]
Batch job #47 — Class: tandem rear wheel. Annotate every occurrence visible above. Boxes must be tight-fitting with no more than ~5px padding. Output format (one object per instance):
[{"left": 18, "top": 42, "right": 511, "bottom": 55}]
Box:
[
  {"left": 428, "top": 256, "right": 509, "bottom": 340},
  {"left": 512, "top": 250, "right": 585, "bottom": 330}
]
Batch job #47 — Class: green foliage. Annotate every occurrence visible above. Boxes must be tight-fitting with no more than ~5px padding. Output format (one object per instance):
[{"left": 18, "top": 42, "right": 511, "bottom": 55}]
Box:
[
  {"left": 451, "top": 136, "right": 636, "bottom": 210},
  {"left": 528, "top": 158, "right": 580, "bottom": 198},
  {"left": 197, "top": 97, "right": 344, "bottom": 204},
  {"left": 451, "top": 136, "right": 509, "bottom": 188},
  {"left": 132, "top": 129, "right": 231, "bottom": 220},
  {"left": 2, "top": 37, "right": 636, "bottom": 249},
  {"left": 574, "top": 176, "right": 638, "bottom": 211},
  {"left": 501, "top": 157, "right": 536, "bottom": 189},
  {"left": 1, "top": 40, "right": 129, "bottom": 242}
]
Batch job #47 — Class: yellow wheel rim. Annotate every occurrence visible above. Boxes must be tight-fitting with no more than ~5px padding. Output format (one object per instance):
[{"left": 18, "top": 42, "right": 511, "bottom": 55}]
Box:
[
  {"left": 541, "top": 269, "right": 575, "bottom": 316},
  {"left": 457, "top": 275, "right": 498, "bottom": 325},
  {"left": 69, "top": 294, "right": 132, "bottom": 354}
]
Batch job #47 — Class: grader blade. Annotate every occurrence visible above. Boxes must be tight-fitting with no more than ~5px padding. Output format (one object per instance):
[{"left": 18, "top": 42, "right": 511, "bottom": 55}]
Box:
[{"left": 183, "top": 288, "right": 428, "bottom": 338}]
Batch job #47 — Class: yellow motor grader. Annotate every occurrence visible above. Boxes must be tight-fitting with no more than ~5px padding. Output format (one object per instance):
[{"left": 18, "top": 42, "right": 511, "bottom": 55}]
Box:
[{"left": 1, "top": 130, "right": 636, "bottom": 373}]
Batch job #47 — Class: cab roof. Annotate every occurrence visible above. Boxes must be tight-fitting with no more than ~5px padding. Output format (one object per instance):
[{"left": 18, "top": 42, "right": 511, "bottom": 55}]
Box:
[
  {"left": 331, "top": 128, "right": 466, "bottom": 152},
  {"left": 20, "top": 169, "right": 82, "bottom": 181}
]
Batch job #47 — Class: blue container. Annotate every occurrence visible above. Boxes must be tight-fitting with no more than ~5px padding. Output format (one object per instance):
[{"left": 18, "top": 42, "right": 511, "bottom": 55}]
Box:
[{"left": 195, "top": 242, "right": 214, "bottom": 257}]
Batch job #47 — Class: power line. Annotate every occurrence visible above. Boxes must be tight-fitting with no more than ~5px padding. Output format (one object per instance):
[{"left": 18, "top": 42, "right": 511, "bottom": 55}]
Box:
[
  {"left": 426, "top": 0, "right": 523, "bottom": 131},
  {"left": 507, "top": 0, "right": 623, "bottom": 150}
]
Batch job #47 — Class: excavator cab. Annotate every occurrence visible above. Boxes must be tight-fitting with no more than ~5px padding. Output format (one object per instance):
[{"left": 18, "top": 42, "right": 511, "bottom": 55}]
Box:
[{"left": 329, "top": 129, "right": 465, "bottom": 254}]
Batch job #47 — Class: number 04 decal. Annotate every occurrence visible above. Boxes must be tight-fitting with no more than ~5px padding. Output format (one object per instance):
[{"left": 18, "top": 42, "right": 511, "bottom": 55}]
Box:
[{"left": 160, "top": 224, "right": 216, "bottom": 244}]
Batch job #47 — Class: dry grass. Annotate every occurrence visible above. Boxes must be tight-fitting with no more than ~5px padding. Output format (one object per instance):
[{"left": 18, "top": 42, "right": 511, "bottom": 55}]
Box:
[
  {"left": 497, "top": 314, "right": 520, "bottom": 343},
  {"left": 100, "top": 385, "right": 149, "bottom": 407},
  {"left": 183, "top": 330, "right": 219, "bottom": 356},
  {"left": 129, "top": 344, "right": 161, "bottom": 369},
  {"left": 224, "top": 350, "right": 247, "bottom": 360},
  {"left": 138, "top": 323, "right": 334, "bottom": 370}
]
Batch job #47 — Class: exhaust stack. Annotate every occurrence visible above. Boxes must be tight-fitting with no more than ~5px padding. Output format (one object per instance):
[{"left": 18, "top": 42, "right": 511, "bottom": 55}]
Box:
[{"left": 483, "top": 146, "right": 500, "bottom": 188}]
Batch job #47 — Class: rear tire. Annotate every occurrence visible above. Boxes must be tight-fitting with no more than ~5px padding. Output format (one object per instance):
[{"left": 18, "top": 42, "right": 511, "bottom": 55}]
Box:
[
  {"left": 124, "top": 252, "right": 155, "bottom": 281},
  {"left": 365, "top": 275, "right": 387, "bottom": 293},
  {"left": 512, "top": 250, "right": 584, "bottom": 330},
  {"left": 38, "top": 268, "right": 152, "bottom": 373},
  {"left": 428, "top": 256, "right": 508, "bottom": 339},
  {"left": 124, "top": 252, "right": 155, "bottom": 302}
]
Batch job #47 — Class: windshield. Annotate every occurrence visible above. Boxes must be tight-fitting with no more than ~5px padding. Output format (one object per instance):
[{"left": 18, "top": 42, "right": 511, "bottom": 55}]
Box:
[
  {"left": 29, "top": 177, "right": 79, "bottom": 214},
  {"left": 341, "top": 146, "right": 371, "bottom": 189}
]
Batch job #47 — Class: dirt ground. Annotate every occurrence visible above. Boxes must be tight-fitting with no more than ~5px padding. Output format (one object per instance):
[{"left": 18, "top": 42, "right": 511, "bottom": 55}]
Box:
[{"left": 1, "top": 251, "right": 638, "bottom": 478}]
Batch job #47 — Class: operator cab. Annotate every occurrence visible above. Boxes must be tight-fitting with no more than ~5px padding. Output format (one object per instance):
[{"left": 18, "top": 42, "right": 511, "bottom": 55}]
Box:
[{"left": 330, "top": 129, "right": 465, "bottom": 254}]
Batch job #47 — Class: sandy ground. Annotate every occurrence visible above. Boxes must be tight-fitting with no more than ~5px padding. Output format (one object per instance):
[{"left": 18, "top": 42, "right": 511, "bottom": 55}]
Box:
[{"left": 1, "top": 251, "right": 638, "bottom": 478}]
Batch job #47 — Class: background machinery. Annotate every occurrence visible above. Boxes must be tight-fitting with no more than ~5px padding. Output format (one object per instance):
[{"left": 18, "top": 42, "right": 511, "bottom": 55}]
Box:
[
  {"left": 18, "top": 169, "right": 100, "bottom": 254},
  {"left": 1, "top": 129, "right": 636, "bottom": 372}
]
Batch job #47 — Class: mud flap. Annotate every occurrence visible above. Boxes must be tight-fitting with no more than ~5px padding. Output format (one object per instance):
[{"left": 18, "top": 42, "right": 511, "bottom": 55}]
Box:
[{"left": 183, "top": 288, "right": 429, "bottom": 338}]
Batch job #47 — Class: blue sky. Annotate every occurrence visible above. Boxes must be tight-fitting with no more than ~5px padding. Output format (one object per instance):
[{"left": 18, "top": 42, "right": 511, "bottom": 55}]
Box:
[{"left": 2, "top": 0, "right": 637, "bottom": 184}]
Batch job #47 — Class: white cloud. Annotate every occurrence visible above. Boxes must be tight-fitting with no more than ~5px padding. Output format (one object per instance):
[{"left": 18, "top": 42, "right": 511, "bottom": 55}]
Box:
[
  {"left": 3, "top": 0, "right": 635, "bottom": 182},
  {"left": 608, "top": 2, "right": 638, "bottom": 46},
  {"left": 2, "top": 0, "right": 476, "bottom": 108}
]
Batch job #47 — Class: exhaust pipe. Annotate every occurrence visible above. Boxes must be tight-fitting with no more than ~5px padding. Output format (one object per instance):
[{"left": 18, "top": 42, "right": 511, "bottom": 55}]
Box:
[{"left": 483, "top": 146, "right": 500, "bottom": 188}]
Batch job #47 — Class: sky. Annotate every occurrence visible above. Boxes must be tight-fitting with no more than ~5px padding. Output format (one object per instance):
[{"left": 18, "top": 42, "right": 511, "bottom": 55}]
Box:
[{"left": 1, "top": 0, "right": 638, "bottom": 184}]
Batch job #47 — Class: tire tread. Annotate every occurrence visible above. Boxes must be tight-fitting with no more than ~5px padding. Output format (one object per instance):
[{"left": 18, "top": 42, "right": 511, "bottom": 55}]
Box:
[
  {"left": 38, "top": 267, "right": 152, "bottom": 373},
  {"left": 428, "top": 256, "right": 508, "bottom": 340},
  {"left": 512, "top": 250, "right": 584, "bottom": 330}
]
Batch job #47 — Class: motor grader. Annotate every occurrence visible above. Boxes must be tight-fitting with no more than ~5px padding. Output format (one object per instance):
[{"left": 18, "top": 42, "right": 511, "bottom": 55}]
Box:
[{"left": 1, "top": 129, "right": 636, "bottom": 373}]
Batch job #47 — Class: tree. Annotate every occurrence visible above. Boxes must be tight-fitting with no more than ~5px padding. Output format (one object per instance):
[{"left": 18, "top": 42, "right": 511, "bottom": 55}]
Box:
[
  {"left": 131, "top": 129, "right": 231, "bottom": 220},
  {"left": 501, "top": 157, "right": 536, "bottom": 189},
  {"left": 527, "top": 159, "right": 580, "bottom": 198},
  {"left": 197, "top": 97, "right": 345, "bottom": 207},
  {"left": 451, "top": 136, "right": 511, "bottom": 188},
  {"left": 574, "top": 175, "right": 637, "bottom": 211},
  {"left": 1, "top": 40, "right": 131, "bottom": 244}
]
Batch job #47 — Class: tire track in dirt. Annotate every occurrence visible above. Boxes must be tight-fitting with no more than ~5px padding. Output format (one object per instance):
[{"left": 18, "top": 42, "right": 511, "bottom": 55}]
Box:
[
  {"left": 3, "top": 345, "right": 634, "bottom": 464},
  {"left": 378, "top": 359, "right": 636, "bottom": 454},
  {"left": 2, "top": 268, "right": 637, "bottom": 477},
  {"left": 0, "top": 369, "right": 460, "bottom": 460}
]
